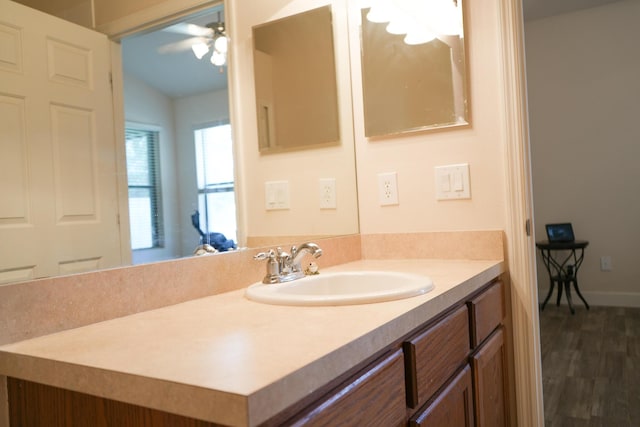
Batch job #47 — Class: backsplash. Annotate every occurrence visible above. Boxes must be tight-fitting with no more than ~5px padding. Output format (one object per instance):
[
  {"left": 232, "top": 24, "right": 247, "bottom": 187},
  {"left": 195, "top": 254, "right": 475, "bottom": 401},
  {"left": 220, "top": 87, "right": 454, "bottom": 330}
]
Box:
[{"left": 0, "top": 231, "right": 503, "bottom": 345}]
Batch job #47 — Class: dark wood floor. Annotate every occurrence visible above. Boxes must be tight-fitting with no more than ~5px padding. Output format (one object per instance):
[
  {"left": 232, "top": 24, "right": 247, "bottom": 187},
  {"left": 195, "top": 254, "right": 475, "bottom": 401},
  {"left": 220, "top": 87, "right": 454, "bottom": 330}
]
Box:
[{"left": 540, "top": 304, "right": 640, "bottom": 426}]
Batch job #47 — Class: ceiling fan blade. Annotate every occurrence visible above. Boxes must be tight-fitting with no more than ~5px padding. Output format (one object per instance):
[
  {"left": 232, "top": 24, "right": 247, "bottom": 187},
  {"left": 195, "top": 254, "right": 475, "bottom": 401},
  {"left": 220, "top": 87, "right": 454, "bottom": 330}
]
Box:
[
  {"left": 162, "top": 22, "right": 212, "bottom": 37},
  {"left": 157, "top": 37, "right": 204, "bottom": 54}
]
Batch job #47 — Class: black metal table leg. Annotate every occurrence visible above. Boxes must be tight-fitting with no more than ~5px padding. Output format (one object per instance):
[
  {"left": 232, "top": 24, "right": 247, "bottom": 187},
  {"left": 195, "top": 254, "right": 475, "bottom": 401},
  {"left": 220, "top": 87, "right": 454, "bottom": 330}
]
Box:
[
  {"left": 572, "top": 278, "right": 590, "bottom": 310},
  {"left": 540, "top": 279, "right": 555, "bottom": 311},
  {"left": 564, "top": 280, "right": 575, "bottom": 314},
  {"left": 556, "top": 278, "right": 563, "bottom": 306}
]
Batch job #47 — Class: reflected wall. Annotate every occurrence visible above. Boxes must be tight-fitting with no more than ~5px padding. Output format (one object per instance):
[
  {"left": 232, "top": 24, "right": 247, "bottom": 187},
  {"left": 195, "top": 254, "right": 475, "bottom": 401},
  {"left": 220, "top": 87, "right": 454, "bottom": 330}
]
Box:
[
  {"left": 359, "top": 3, "right": 469, "bottom": 137},
  {"left": 253, "top": 6, "right": 340, "bottom": 152}
]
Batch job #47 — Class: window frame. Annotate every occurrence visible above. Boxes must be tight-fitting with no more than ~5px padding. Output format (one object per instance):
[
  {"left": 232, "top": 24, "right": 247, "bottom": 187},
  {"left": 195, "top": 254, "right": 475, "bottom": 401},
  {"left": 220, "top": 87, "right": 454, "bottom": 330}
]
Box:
[
  {"left": 193, "top": 120, "right": 237, "bottom": 242},
  {"left": 125, "top": 122, "right": 164, "bottom": 250}
]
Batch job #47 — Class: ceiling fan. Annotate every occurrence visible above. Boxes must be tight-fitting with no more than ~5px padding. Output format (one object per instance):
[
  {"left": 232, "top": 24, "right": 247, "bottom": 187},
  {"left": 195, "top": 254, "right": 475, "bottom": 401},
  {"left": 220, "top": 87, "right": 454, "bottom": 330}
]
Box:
[{"left": 158, "top": 12, "right": 228, "bottom": 67}]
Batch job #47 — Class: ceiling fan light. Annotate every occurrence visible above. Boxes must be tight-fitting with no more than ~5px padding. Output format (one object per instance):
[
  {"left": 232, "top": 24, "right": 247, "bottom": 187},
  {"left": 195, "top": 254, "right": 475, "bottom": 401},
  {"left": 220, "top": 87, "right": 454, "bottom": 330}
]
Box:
[
  {"left": 366, "top": 3, "right": 392, "bottom": 23},
  {"left": 404, "top": 28, "right": 436, "bottom": 45},
  {"left": 210, "top": 50, "right": 226, "bottom": 66},
  {"left": 191, "top": 42, "right": 210, "bottom": 59},
  {"left": 214, "top": 35, "right": 228, "bottom": 54}
]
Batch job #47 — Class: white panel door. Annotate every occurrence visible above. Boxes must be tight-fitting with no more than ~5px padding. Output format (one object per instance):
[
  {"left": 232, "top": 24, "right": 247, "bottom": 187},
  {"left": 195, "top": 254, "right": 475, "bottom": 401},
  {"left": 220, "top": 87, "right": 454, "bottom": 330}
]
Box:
[{"left": 0, "top": 0, "right": 122, "bottom": 283}]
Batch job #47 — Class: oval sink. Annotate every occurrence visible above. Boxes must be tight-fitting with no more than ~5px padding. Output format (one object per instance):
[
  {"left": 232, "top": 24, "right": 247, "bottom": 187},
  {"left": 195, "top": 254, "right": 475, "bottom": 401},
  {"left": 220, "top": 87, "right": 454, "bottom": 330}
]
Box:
[{"left": 245, "top": 271, "right": 434, "bottom": 306}]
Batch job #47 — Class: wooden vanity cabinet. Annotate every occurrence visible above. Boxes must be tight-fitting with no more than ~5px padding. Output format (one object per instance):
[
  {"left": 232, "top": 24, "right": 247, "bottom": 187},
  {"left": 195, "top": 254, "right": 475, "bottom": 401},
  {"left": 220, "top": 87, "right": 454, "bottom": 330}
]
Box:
[
  {"left": 407, "top": 280, "right": 508, "bottom": 427},
  {"left": 6, "top": 280, "right": 509, "bottom": 427},
  {"left": 278, "top": 280, "right": 508, "bottom": 427},
  {"left": 283, "top": 349, "right": 407, "bottom": 426},
  {"left": 468, "top": 281, "right": 509, "bottom": 427}
]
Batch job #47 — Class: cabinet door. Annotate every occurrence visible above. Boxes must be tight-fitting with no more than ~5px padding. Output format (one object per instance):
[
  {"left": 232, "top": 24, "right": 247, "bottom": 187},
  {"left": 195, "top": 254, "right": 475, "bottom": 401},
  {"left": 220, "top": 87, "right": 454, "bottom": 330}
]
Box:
[
  {"left": 471, "top": 326, "right": 509, "bottom": 427},
  {"left": 409, "top": 365, "right": 474, "bottom": 427},
  {"left": 288, "top": 349, "right": 406, "bottom": 426},
  {"left": 404, "top": 305, "right": 470, "bottom": 409}
]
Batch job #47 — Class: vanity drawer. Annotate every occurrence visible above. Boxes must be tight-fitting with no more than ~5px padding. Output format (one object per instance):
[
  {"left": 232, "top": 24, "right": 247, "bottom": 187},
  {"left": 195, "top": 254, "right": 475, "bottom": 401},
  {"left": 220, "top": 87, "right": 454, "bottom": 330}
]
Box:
[
  {"left": 287, "top": 349, "right": 406, "bottom": 426},
  {"left": 468, "top": 281, "right": 504, "bottom": 347},
  {"left": 403, "top": 305, "right": 470, "bottom": 409}
]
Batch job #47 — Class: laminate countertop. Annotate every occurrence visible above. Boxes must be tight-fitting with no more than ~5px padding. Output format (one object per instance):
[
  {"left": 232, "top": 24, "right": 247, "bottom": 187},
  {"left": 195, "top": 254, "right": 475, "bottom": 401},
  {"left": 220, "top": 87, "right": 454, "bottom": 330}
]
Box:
[{"left": 0, "top": 259, "right": 504, "bottom": 426}]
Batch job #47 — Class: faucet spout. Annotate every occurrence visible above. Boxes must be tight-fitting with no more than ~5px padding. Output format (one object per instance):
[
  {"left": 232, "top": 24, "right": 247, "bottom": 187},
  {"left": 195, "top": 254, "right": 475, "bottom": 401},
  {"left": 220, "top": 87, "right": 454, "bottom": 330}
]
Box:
[{"left": 290, "top": 242, "right": 322, "bottom": 272}]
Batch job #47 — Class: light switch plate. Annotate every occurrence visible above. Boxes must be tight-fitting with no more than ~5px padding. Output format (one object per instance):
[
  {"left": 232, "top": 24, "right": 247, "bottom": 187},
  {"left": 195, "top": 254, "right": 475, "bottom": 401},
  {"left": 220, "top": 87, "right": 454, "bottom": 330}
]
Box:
[
  {"left": 435, "top": 164, "right": 470, "bottom": 200},
  {"left": 265, "top": 180, "right": 290, "bottom": 210}
]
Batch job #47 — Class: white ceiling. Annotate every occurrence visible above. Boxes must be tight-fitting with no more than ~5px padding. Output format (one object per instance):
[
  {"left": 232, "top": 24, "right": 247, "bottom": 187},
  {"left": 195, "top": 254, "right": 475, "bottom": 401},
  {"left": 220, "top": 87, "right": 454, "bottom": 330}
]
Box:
[
  {"left": 120, "top": 0, "right": 624, "bottom": 99},
  {"left": 121, "top": 5, "right": 228, "bottom": 99}
]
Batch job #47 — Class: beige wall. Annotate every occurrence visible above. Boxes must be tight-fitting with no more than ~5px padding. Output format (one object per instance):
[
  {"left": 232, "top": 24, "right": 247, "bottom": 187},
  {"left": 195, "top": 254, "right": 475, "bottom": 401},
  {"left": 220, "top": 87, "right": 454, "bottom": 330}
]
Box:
[
  {"left": 123, "top": 73, "right": 181, "bottom": 263},
  {"left": 11, "top": 0, "right": 93, "bottom": 27},
  {"left": 351, "top": 0, "right": 507, "bottom": 234},
  {"left": 526, "top": 0, "right": 640, "bottom": 306},
  {"left": 173, "top": 89, "right": 231, "bottom": 253},
  {"left": 229, "top": 0, "right": 360, "bottom": 241},
  {"left": 229, "top": 0, "right": 507, "bottom": 240}
]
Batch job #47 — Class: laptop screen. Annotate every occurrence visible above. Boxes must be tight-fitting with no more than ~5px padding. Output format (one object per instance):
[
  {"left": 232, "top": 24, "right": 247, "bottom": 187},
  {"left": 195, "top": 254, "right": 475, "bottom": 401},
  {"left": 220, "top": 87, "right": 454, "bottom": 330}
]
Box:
[{"left": 545, "top": 223, "right": 575, "bottom": 243}]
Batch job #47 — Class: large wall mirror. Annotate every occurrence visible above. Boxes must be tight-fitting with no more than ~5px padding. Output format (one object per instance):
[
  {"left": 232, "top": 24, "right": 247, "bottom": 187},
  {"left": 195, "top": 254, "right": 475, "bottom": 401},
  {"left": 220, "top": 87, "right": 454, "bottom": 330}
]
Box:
[
  {"left": 252, "top": 6, "right": 340, "bottom": 152},
  {"left": 0, "top": 0, "right": 360, "bottom": 285},
  {"left": 358, "top": 0, "right": 469, "bottom": 137}
]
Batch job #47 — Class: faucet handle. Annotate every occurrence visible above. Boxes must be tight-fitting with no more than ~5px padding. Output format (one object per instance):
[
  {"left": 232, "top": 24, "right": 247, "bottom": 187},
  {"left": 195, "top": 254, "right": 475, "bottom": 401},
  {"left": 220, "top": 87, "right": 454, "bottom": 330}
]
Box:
[
  {"left": 276, "top": 247, "right": 293, "bottom": 262},
  {"left": 255, "top": 249, "right": 281, "bottom": 284},
  {"left": 253, "top": 249, "right": 275, "bottom": 261}
]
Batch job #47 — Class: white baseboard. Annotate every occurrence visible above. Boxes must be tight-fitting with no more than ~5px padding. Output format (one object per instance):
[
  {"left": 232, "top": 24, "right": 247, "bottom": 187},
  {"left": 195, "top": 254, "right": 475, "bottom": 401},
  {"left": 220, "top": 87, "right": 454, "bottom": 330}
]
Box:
[
  {"left": 539, "top": 288, "right": 640, "bottom": 308},
  {"left": 581, "top": 291, "right": 640, "bottom": 308}
]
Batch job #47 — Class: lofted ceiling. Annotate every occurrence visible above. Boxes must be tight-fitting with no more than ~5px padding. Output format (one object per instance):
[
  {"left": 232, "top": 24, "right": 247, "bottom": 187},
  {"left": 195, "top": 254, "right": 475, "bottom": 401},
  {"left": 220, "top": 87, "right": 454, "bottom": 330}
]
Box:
[
  {"left": 120, "top": 0, "right": 625, "bottom": 100},
  {"left": 121, "top": 5, "right": 228, "bottom": 99}
]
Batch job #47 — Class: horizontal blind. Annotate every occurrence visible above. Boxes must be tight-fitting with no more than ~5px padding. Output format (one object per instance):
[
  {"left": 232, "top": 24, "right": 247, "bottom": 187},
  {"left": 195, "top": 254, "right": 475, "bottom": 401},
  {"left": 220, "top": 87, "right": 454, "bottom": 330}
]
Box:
[{"left": 125, "top": 128, "right": 163, "bottom": 250}]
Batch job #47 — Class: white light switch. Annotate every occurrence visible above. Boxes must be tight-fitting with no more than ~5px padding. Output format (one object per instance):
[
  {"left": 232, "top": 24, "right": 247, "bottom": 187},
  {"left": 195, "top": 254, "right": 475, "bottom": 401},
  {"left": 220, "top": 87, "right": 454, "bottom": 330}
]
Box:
[
  {"left": 439, "top": 173, "right": 451, "bottom": 192},
  {"left": 265, "top": 180, "right": 290, "bottom": 210},
  {"left": 435, "top": 164, "right": 470, "bottom": 200},
  {"left": 452, "top": 172, "right": 464, "bottom": 191}
]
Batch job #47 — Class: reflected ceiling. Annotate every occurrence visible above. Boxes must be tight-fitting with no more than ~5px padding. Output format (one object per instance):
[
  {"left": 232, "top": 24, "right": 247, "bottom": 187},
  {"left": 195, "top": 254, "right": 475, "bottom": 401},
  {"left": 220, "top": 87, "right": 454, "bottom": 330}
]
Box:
[{"left": 121, "top": 6, "right": 227, "bottom": 98}]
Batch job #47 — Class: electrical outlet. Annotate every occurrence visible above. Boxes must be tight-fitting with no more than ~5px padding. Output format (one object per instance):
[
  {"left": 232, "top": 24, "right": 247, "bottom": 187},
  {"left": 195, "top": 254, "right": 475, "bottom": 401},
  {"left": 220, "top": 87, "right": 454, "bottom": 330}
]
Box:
[
  {"left": 378, "top": 172, "right": 399, "bottom": 206},
  {"left": 319, "top": 178, "right": 337, "bottom": 209},
  {"left": 600, "top": 256, "right": 612, "bottom": 271}
]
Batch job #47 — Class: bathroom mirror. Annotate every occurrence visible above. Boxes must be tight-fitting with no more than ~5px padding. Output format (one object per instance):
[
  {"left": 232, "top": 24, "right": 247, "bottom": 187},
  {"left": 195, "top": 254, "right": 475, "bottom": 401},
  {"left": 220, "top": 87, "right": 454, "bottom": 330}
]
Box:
[
  {"left": 0, "top": 0, "right": 360, "bottom": 285},
  {"left": 252, "top": 6, "right": 340, "bottom": 152},
  {"left": 358, "top": 0, "right": 469, "bottom": 137}
]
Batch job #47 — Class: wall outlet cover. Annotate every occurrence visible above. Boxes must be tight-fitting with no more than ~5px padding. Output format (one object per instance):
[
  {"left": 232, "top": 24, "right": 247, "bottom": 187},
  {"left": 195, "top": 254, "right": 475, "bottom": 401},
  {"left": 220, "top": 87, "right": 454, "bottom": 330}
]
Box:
[
  {"left": 378, "top": 172, "right": 399, "bottom": 206},
  {"left": 319, "top": 178, "right": 337, "bottom": 209}
]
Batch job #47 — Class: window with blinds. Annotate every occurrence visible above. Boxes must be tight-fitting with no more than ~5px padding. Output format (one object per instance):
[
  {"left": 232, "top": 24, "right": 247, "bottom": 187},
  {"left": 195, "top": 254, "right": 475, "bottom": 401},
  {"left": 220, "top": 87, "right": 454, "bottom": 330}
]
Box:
[
  {"left": 194, "top": 123, "right": 237, "bottom": 242},
  {"left": 125, "top": 128, "right": 163, "bottom": 250}
]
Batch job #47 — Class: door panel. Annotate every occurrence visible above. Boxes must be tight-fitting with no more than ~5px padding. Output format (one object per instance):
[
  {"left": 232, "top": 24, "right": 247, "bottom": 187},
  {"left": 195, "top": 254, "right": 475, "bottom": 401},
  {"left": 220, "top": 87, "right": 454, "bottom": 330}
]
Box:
[{"left": 0, "top": 1, "right": 122, "bottom": 283}]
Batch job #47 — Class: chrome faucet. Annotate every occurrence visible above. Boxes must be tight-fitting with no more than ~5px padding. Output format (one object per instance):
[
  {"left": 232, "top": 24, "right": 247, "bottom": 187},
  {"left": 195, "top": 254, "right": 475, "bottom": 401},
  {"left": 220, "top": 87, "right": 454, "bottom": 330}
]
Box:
[
  {"left": 290, "top": 242, "right": 322, "bottom": 274},
  {"left": 254, "top": 242, "right": 322, "bottom": 284}
]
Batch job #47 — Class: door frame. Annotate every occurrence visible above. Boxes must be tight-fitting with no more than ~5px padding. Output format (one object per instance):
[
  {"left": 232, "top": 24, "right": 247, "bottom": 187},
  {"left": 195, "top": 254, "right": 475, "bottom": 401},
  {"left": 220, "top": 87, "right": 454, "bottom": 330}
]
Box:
[{"left": 499, "top": 0, "right": 544, "bottom": 426}]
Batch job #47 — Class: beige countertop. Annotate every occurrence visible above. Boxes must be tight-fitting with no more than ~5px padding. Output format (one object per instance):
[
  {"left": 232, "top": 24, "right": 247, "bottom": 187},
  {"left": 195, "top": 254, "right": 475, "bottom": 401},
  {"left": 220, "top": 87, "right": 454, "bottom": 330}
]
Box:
[{"left": 0, "top": 259, "right": 504, "bottom": 426}]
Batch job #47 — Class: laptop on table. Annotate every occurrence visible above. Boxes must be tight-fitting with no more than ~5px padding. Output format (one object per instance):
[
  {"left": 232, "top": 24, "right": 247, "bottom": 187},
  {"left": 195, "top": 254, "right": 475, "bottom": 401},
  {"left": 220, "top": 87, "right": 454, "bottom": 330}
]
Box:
[{"left": 545, "top": 223, "right": 575, "bottom": 243}]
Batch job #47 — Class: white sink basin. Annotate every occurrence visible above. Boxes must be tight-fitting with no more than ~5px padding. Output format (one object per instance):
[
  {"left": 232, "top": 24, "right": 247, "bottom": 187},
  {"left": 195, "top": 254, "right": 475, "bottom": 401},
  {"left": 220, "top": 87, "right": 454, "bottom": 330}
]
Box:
[{"left": 245, "top": 271, "right": 434, "bottom": 306}]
